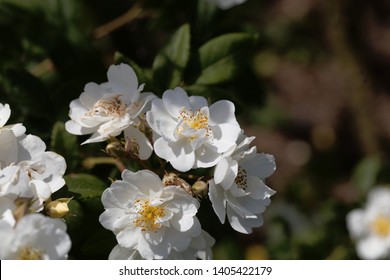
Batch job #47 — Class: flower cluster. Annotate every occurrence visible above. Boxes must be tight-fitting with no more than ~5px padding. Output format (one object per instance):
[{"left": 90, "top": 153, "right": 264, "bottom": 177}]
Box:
[
  {"left": 346, "top": 187, "right": 390, "bottom": 259},
  {"left": 66, "top": 63, "right": 276, "bottom": 259},
  {"left": 0, "top": 103, "right": 70, "bottom": 259},
  {"left": 66, "top": 63, "right": 154, "bottom": 159}
]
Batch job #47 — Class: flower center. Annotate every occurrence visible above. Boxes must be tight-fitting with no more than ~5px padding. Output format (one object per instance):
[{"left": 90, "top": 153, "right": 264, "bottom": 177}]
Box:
[
  {"left": 18, "top": 246, "right": 44, "bottom": 260},
  {"left": 371, "top": 216, "right": 390, "bottom": 237},
  {"left": 235, "top": 167, "right": 248, "bottom": 190},
  {"left": 133, "top": 199, "right": 165, "bottom": 232},
  {"left": 176, "top": 108, "right": 211, "bottom": 140},
  {"left": 87, "top": 95, "right": 127, "bottom": 118}
]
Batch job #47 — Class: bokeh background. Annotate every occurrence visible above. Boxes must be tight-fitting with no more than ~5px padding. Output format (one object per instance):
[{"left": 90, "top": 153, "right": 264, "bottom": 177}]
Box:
[{"left": 1, "top": 0, "right": 390, "bottom": 259}]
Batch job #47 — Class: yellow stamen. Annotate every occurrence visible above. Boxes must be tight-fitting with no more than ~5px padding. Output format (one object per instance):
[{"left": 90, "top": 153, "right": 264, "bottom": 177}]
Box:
[
  {"left": 18, "top": 246, "right": 44, "bottom": 260},
  {"left": 176, "top": 108, "right": 211, "bottom": 139},
  {"left": 372, "top": 216, "right": 390, "bottom": 237},
  {"left": 133, "top": 200, "right": 165, "bottom": 232}
]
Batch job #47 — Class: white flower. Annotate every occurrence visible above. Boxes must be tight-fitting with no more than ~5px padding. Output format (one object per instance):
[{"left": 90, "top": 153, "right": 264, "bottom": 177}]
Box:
[
  {"left": 209, "top": 132, "right": 276, "bottom": 234},
  {"left": 0, "top": 129, "right": 24, "bottom": 198},
  {"left": 99, "top": 169, "right": 206, "bottom": 259},
  {"left": 146, "top": 87, "right": 241, "bottom": 172},
  {"left": 1, "top": 134, "right": 66, "bottom": 211},
  {"left": 0, "top": 103, "right": 26, "bottom": 137},
  {"left": 346, "top": 187, "right": 390, "bottom": 259},
  {"left": 65, "top": 63, "right": 155, "bottom": 152},
  {"left": 0, "top": 213, "right": 71, "bottom": 259},
  {"left": 108, "top": 230, "right": 215, "bottom": 260},
  {"left": 0, "top": 196, "right": 16, "bottom": 227},
  {"left": 207, "top": 0, "right": 247, "bottom": 10}
]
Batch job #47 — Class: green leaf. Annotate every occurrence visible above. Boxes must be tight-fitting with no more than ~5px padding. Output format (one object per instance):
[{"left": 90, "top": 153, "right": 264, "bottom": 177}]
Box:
[
  {"left": 64, "top": 173, "right": 107, "bottom": 200},
  {"left": 152, "top": 24, "right": 191, "bottom": 91},
  {"left": 195, "top": 54, "right": 240, "bottom": 85},
  {"left": 196, "top": 33, "right": 258, "bottom": 85},
  {"left": 64, "top": 199, "right": 84, "bottom": 226},
  {"left": 196, "top": 0, "right": 217, "bottom": 34},
  {"left": 352, "top": 155, "right": 381, "bottom": 196},
  {"left": 50, "top": 121, "right": 79, "bottom": 172},
  {"left": 80, "top": 229, "right": 116, "bottom": 258},
  {"left": 2, "top": 68, "right": 50, "bottom": 117}
]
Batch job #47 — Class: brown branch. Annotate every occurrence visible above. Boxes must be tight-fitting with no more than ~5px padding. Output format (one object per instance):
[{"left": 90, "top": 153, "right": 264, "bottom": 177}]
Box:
[{"left": 93, "top": 4, "right": 150, "bottom": 39}]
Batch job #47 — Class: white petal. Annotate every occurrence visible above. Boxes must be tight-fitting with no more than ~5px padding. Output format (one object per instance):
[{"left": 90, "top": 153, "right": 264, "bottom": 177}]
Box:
[
  {"left": 138, "top": 233, "right": 169, "bottom": 259},
  {"left": 242, "top": 153, "right": 276, "bottom": 179},
  {"left": 17, "top": 134, "right": 46, "bottom": 160},
  {"left": 0, "top": 220, "right": 15, "bottom": 258},
  {"left": 356, "top": 236, "right": 390, "bottom": 259},
  {"left": 7, "top": 123, "right": 26, "bottom": 137},
  {"left": 116, "top": 227, "right": 141, "bottom": 249},
  {"left": 209, "top": 100, "right": 239, "bottom": 126},
  {"left": 101, "top": 180, "right": 142, "bottom": 209},
  {"left": 68, "top": 99, "right": 100, "bottom": 128},
  {"left": 169, "top": 205, "right": 196, "bottom": 232},
  {"left": 154, "top": 138, "right": 195, "bottom": 172},
  {"left": 99, "top": 208, "right": 128, "bottom": 231},
  {"left": 237, "top": 195, "right": 270, "bottom": 214},
  {"left": 2, "top": 166, "right": 28, "bottom": 198},
  {"left": 227, "top": 207, "right": 263, "bottom": 234},
  {"left": 194, "top": 145, "right": 221, "bottom": 168},
  {"left": 208, "top": 180, "right": 227, "bottom": 224},
  {"left": 0, "top": 103, "right": 11, "bottom": 127},
  {"left": 209, "top": 123, "right": 241, "bottom": 153},
  {"left": 346, "top": 209, "right": 368, "bottom": 239},
  {"left": 121, "top": 169, "right": 163, "bottom": 195},
  {"left": 81, "top": 131, "right": 112, "bottom": 145},
  {"left": 144, "top": 229, "right": 165, "bottom": 245},
  {"left": 214, "top": 157, "right": 238, "bottom": 190},
  {"left": 28, "top": 180, "right": 52, "bottom": 211},
  {"left": 129, "top": 92, "right": 156, "bottom": 118},
  {"left": 246, "top": 175, "right": 276, "bottom": 200},
  {"left": 162, "top": 87, "right": 191, "bottom": 119},
  {"left": 0, "top": 197, "right": 16, "bottom": 227},
  {"left": 14, "top": 214, "right": 71, "bottom": 259},
  {"left": 366, "top": 187, "right": 390, "bottom": 212},
  {"left": 232, "top": 144, "right": 256, "bottom": 162},
  {"left": 65, "top": 120, "right": 96, "bottom": 136},
  {"left": 107, "top": 63, "right": 139, "bottom": 98},
  {"left": 225, "top": 192, "right": 257, "bottom": 219},
  {"left": 79, "top": 82, "right": 104, "bottom": 108},
  {"left": 36, "top": 151, "right": 66, "bottom": 192},
  {"left": 146, "top": 99, "right": 177, "bottom": 141},
  {"left": 0, "top": 129, "right": 18, "bottom": 166},
  {"left": 165, "top": 227, "right": 193, "bottom": 252},
  {"left": 189, "top": 95, "right": 208, "bottom": 109},
  {"left": 124, "top": 126, "right": 153, "bottom": 160},
  {"left": 109, "top": 245, "right": 142, "bottom": 260},
  {"left": 214, "top": 0, "right": 247, "bottom": 10}
]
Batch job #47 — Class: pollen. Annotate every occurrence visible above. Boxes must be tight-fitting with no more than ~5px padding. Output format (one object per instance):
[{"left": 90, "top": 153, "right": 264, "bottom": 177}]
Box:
[
  {"left": 176, "top": 108, "right": 212, "bottom": 139},
  {"left": 133, "top": 199, "right": 165, "bottom": 232},
  {"left": 371, "top": 216, "right": 390, "bottom": 237},
  {"left": 87, "top": 95, "right": 127, "bottom": 118},
  {"left": 235, "top": 167, "right": 248, "bottom": 190},
  {"left": 18, "top": 246, "right": 44, "bottom": 260}
]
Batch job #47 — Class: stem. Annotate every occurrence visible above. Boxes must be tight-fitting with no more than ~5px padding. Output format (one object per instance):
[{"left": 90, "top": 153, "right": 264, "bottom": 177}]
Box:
[
  {"left": 93, "top": 4, "right": 153, "bottom": 39},
  {"left": 83, "top": 157, "right": 126, "bottom": 172}
]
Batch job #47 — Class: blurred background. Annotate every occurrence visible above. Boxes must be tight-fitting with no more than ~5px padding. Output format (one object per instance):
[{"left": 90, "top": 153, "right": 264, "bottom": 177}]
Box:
[{"left": 1, "top": 0, "right": 390, "bottom": 259}]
